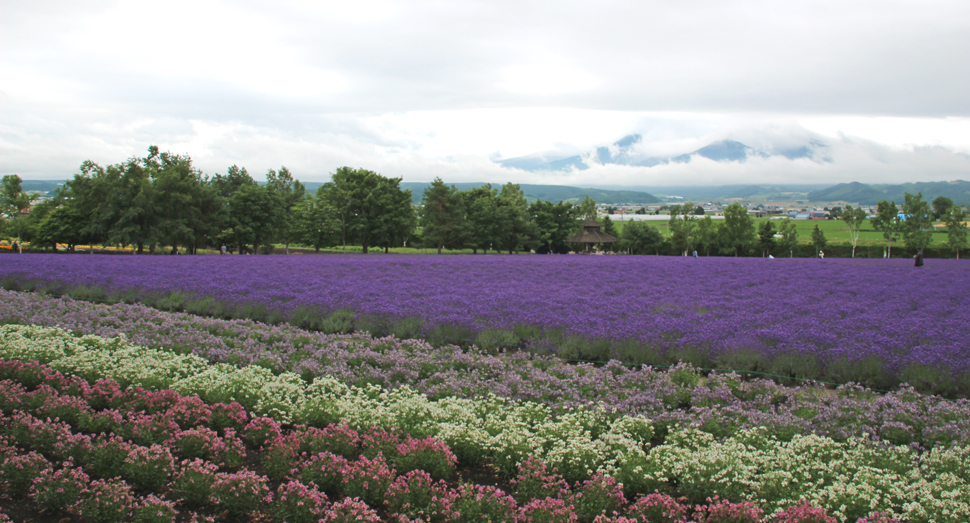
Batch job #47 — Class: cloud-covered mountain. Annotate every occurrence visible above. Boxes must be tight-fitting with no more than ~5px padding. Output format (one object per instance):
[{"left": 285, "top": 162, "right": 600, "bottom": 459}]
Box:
[{"left": 495, "top": 134, "right": 829, "bottom": 172}]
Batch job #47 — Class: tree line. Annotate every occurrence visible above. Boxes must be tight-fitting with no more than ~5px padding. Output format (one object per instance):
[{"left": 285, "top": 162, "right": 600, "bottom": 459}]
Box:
[
  {"left": 2, "top": 147, "right": 967, "bottom": 258},
  {"left": 1, "top": 147, "right": 601, "bottom": 255},
  {"left": 656, "top": 193, "right": 968, "bottom": 259}
]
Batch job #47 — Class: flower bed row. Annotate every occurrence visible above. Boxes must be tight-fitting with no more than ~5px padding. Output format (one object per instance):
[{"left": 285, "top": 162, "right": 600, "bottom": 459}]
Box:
[
  {"left": 1, "top": 325, "right": 968, "bottom": 521},
  {"left": 3, "top": 291, "right": 969, "bottom": 448},
  {"left": 2, "top": 255, "right": 969, "bottom": 394},
  {"left": 0, "top": 357, "right": 945, "bottom": 523}
]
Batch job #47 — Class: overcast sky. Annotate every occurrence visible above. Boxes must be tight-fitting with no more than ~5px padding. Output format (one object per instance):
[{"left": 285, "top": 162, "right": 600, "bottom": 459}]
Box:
[{"left": 2, "top": 0, "right": 969, "bottom": 186}]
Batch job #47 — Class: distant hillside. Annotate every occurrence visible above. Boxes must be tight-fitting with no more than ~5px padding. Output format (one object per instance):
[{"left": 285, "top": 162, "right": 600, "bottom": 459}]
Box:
[
  {"left": 808, "top": 180, "right": 970, "bottom": 205},
  {"left": 20, "top": 180, "right": 64, "bottom": 196},
  {"left": 625, "top": 184, "right": 828, "bottom": 202}
]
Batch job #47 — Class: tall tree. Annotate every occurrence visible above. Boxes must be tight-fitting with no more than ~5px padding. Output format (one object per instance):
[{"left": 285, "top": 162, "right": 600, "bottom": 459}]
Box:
[
  {"left": 464, "top": 185, "right": 503, "bottom": 254},
  {"left": 293, "top": 190, "right": 341, "bottom": 252},
  {"left": 720, "top": 203, "right": 755, "bottom": 257},
  {"left": 839, "top": 204, "right": 868, "bottom": 258},
  {"left": 776, "top": 218, "right": 798, "bottom": 258},
  {"left": 620, "top": 220, "right": 664, "bottom": 255},
  {"left": 811, "top": 224, "right": 827, "bottom": 257},
  {"left": 932, "top": 196, "right": 954, "bottom": 221},
  {"left": 212, "top": 165, "right": 258, "bottom": 253},
  {"left": 694, "top": 215, "right": 720, "bottom": 256},
  {"left": 370, "top": 178, "right": 416, "bottom": 253},
  {"left": 420, "top": 178, "right": 468, "bottom": 254},
  {"left": 530, "top": 199, "right": 580, "bottom": 254},
  {"left": 668, "top": 201, "right": 698, "bottom": 256},
  {"left": 757, "top": 220, "right": 776, "bottom": 257},
  {"left": 1, "top": 175, "right": 38, "bottom": 252},
  {"left": 578, "top": 195, "right": 598, "bottom": 221},
  {"left": 901, "top": 192, "right": 933, "bottom": 253},
  {"left": 496, "top": 183, "right": 536, "bottom": 254},
  {"left": 944, "top": 204, "right": 968, "bottom": 259},
  {"left": 151, "top": 148, "right": 221, "bottom": 254},
  {"left": 319, "top": 167, "right": 411, "bottom": 254},
  {"left": 601, "top": 215, "right": 617, "bottom": 251},
  {"left": 871, "top": 200, "right": 901, "bottom": 258},
  {"left": 266, "top": 166, "right": 306, "bottom": 254},
  {"left": 229, "top": 183, "right": 283, "bottom": 254}
]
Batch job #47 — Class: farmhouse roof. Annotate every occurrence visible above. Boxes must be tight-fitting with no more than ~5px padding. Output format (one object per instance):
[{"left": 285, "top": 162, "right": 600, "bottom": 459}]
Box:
[{"left": 566, "top": 220, "right": 618, "bottom": 243}]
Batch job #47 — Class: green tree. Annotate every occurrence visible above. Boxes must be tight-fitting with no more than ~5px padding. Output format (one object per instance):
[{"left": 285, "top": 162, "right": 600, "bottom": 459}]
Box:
[
  {"left": 811, "top": 224, "right": 827, "bottom": 257},
  {"left": 370, "top": 178, "right": 416, "bottom": 253},
  {"left": 757, "top": 220, "right": 776, "bottom": 257},
  {"left": 944, "top": 204, "right": 968, "bottom": 259},
  {"left": 293, "top": 190, "right": 341, "bottom": 252},
  {"left": 720, "top": 203, "right": 755, "bottom": 256},
  {"left": 901, "top": 192, "right": 933, "bottom": 253},
  {"left": 56, "top": 161, "right": 122, "bottom": 253},
  {"left": 229, "top": 184, "right": 284, "bottom": 254},
  {"left": 321, "top": 167, "right": 410, "bottom": 254},
  {"left": 212, "top": 165, "right": 258, "bottom": 253},
  {"left": 463, "top": 184, "right": 503, "bottom": 254},
  {"left": 420, "top": 178, "right": 468, "bottom": 254},
  {"left": 839, "top": 204, "right": 868, "bottom": 258},
  {"left": 578, "top": 195, "right": 598, "bottom": 221},
  {"left": 266, "top": 166, "right": 306, "bottom": 254},
  {"left": 35, "top": 202, "right": 87, "bottom": 251},
  {"left": 0, "top": 175, "right": 38, "bottom": 252},
  {"left": 620, "top": 220, "right": 664, "bottom": 255},
  {"left": 871, "top": 200, "right": 901, "bottom": 258},
  {"left": 668, "top": 201, "right": 698, "bottom": 256},
  {"left": 776, "top": 218, "right": 798, "bottom": 258},
  {"left": 601, "top": 215, "right": 617, "bottom": 252},
  {"left": 932, "top": 196, "right": 954, "bottom": 221},
  {"left": 530, "top": 199, "right": 580, "bottom": 254},
  {"left": 496, "top": 183, "right": 536, "bottom": 254},
  {"left": 694, "top": 215, "right": 719, "bottom": 256},
  {"left": 150, "top": 148, "right": 222, "bottom": 254}
]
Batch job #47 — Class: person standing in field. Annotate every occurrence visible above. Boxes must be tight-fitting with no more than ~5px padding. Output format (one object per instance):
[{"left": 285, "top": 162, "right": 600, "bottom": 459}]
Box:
[
  {"left": 914, "top": 250, "right": 924, "bottom": 267},
  {"left": 819, "top": 250, "right": 824, "bottom": 259},
  {"left": 221, "top": 244, "right": 227, "bottom": 255}
]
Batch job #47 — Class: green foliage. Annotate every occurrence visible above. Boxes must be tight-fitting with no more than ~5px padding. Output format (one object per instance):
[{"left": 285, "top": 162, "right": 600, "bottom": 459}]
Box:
[
  {"left": 720, "top": 203, "right": 755, "bottom": 256},
  {"left": 811, "top": 224, "right": 827, "bottom": 256},
  {"left": 668, "top": 201, "right": 699, "bottom": 256},
  {"left": 694, "top": 215, "right": 720, "bottom": 256},
  {"left": 757, "top": 220, "right": 775, "bottom": 257},
  {"left": 840, "top": 204, "right": 868, "bottom": 257},
  {"left": 578, "top": 195, "right": 598, "bottom": 221},
  {"left": 902, "top": 192, "right": 933, "bottom": 252},
  {"left": 421, "top": 177, "right": 469, "bottom": 253},
  {"left": 621, "top": 220, "right": 664, "bottom": 255},
  {"left": 496, "top": 183, "right": 537, "bottom": 254},
  {"left": 530, "top": 199, "right": 580, "bottom": 254},
  {"left": 944, "top": 204, "right": 968, "bottom": 259},
  {"left": 871, "top": 200, "right": 901, "bottom": 257},
  {"left": 776, "top": 218, "right": 798, "bottom": 257}
]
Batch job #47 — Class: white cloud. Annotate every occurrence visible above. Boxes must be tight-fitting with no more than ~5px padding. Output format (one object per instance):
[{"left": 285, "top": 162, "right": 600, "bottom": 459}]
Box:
[{"left": 2, "top": 1, "right": 970, "bottom": 185}]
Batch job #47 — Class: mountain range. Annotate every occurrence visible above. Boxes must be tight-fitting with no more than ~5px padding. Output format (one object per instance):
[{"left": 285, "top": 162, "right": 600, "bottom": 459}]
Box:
[{"left": 495, "top": 134, "right": 829, "bottom": 172}]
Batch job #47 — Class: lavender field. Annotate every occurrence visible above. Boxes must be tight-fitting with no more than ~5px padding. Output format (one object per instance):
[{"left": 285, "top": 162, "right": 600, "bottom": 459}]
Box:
[{"left": 1, "top": 254, "right": 968, "bottom": 393}]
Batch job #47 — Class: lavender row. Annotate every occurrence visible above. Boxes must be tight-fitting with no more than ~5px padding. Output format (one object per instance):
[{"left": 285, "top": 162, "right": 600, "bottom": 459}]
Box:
[
  {"left": 3, "top": 254, "right": 970, "bottom": 394},
  {"left": 3, "top": 289, "right": 968, "bottom": 448}
]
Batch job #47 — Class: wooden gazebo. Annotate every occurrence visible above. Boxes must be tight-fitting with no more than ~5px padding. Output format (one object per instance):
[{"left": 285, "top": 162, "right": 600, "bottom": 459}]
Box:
[{"left": 565, "top": 220, "right": 618, "bottom": 252}]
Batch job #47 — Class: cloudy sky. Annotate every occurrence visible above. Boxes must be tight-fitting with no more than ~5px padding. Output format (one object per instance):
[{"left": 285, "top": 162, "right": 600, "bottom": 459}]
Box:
[{"left": 2, "top": 0, "right": 969, "bottom": 187}]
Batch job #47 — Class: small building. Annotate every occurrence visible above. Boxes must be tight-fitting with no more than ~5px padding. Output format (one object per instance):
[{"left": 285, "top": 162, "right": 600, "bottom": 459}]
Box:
[{"left": 565, "top": 220, "right": 618, "bottom": 252}]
